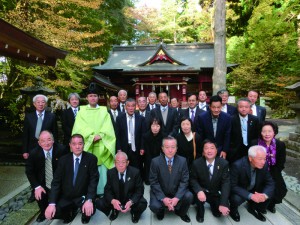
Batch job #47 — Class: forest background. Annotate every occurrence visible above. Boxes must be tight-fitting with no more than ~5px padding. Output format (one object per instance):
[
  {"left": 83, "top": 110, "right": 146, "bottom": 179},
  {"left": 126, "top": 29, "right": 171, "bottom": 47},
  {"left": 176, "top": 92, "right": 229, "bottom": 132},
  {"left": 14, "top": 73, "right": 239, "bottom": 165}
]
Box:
[{"left": 0, "top": 0, "right": 299, "bottom": 135}]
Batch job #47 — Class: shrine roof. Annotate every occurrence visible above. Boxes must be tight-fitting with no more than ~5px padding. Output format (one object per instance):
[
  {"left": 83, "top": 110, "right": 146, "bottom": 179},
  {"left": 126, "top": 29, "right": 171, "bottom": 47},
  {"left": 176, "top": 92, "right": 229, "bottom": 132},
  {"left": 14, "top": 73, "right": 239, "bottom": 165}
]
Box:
[{"left": 93, "top": 43, "right": 236, "bottom": 72}]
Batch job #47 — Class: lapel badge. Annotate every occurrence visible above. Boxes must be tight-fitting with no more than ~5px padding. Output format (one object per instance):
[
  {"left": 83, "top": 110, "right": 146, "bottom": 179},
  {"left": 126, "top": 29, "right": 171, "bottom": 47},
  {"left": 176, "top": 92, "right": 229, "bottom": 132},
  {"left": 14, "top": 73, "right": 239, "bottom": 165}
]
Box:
[{"left": 127, "top": 177, "right": 131, "bottom": 182}]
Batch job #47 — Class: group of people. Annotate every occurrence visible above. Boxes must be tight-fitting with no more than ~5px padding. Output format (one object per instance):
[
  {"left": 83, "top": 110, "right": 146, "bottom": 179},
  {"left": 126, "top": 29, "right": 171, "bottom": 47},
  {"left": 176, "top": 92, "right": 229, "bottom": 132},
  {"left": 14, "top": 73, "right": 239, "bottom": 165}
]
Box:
[{"left": 22, "top": 87, "right": 287, "bottom": 224}]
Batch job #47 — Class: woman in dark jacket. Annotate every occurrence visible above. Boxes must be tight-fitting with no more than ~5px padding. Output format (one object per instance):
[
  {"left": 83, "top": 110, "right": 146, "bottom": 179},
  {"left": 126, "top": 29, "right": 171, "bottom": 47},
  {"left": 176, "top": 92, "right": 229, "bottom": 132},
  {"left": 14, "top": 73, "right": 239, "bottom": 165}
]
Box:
[
  {"left": 142, "top": 117, "right": 166, "bottom": 184},
  {"left": 176, "top": 117, "right": 202, "bottom": 169},
  {"left": 251, "top": 121, "right": 287, "bottom": 213}
]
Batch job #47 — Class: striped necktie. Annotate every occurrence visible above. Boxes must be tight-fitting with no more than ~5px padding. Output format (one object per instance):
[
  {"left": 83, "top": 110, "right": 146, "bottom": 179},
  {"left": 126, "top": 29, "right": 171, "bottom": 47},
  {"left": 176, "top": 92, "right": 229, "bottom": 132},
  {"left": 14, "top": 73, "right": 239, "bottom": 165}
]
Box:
[{"left": 45, "top": 151, "right": 53, "bottom": 189}]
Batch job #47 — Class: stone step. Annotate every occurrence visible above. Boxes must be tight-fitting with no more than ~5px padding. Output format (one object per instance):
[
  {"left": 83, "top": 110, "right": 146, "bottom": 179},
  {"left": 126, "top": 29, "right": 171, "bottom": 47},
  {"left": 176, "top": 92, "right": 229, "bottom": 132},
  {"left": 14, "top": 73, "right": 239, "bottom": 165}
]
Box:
[
  {"left": 289, "top": 132, "right": 300, "bottom": 142},
  {"left": 286, "top": 148, "right": 300, "bottom": 158},
  {"left": 286, "top": 140, "right": 300, "bottom": 152}
]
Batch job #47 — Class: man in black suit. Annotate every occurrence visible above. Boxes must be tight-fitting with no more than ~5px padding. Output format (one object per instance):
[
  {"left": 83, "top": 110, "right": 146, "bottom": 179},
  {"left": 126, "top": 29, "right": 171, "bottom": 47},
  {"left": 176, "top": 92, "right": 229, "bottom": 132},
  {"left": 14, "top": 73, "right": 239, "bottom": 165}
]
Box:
[
  {"left": 116, "top": 89, "right": 127, "bottom": 113},
  {"left": 229, "top": 145, "right": 275, "bottom": 222},
  {"left": 23, "top": 94, "right": 58, "bottom": 202},
  {"left": 198, "top": 90, "right": 209, "bottom": 111},
  {"left": 149, "top": 136, "right": 193, "bottom": 223},
  {"left": 137, "top": 96, "right": 151, "bottom": 129},
  {"left": 116, "top": 98, "right": 145, "bottom": 170},
  {"left": 217, "top": 89, "right": 237, "bottom": 116},
  {"left": 108, "top": 95, "right": 123, "bottom": 134},
  {"left": 196, "top": 95, "right": 231, "bottom": 159},
  {"left": 150, "top": 92, "right": 179, "bottom": 136},
  {"left": 23, "top": 94, "right": 58, "bottom": 160},
  {"left": 62, "top": 93, "right": 80, "bottom": 146},
  {"left": 96, "top": 152, "right": 147, "bottom": 223},
  {"left": 181, "top": 93, "right": 204, "bottom": 132},
  {"left": 190, "top": 140, "right": 230, "bottom": 223},
  {"left": 45, "top": 134, "right": 99, "bottom": 224},
  {"left": 248, "top": 90, "right": 266, "bottom": 122},
  {"left": 228, "top": 98, "right": 260, "bottom": 163},
  {"left": 146, "top": 92, "right": 160, "bottom": 111},
  {"left": 25, "top": 131, "right": 67, "bottom": 222}
]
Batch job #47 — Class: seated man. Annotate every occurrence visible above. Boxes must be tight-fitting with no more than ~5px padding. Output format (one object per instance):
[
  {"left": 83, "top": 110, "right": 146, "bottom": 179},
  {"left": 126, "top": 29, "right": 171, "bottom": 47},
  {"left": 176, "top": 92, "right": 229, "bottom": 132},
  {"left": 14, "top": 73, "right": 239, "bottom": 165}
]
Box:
[
  {"left": 149, "top": 136, "right": 193, "bottom": 223},
  {"left": 96, "top": 152, "right": 147, "bottom": 223},
  {"left": 25, "top": 131, "right": 67, "bottom": 222},
  {"left": 190, "top": 139, "right": 230, "bottom": 223},
  {"left": 45, "top": 134, "right": 99, "bottom": 224},
  {"left": 229, "top": 145, "right": 275, "bottom": 222}
]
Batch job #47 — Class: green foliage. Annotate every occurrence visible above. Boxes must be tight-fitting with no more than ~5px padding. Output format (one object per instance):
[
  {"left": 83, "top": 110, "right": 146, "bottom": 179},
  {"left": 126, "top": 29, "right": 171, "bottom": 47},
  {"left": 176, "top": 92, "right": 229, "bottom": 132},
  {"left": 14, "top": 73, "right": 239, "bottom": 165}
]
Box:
[{"left": 227, "top": 0, "right": 299, "bottom": 118}]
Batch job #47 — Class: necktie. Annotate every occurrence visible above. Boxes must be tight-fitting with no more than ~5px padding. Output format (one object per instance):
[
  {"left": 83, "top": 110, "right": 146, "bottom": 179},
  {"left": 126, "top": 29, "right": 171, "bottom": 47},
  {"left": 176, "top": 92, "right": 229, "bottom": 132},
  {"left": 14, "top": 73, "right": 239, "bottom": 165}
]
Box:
[
  {"left": 45, "top": 151, "right": 53, "bottom": 189},
  {"left": 168, "top": 159, "right": 172, "bottom": 173},
  {"left": 212, "top": 118, "right": 218, "bottom": 137},
  {"left": 207, "top": 164, "right": 213, "bottom": 180},
  {"left": 122, "top": 104, "right": 125, "bottom": 112},
  {"left": 120, "top": 173, "right": 125, "bottom": 184},
  {"left": 113, "top": 111, "right": 117, "bottom": 122},
  {"left": 141, "top": 112, "right": 144, "bottom": 117},
  {"left": 129, "top": 116, "right": 136, "bottom": 151},
  {"left": 151, "top": 105, "right": 154, "bottom": 110},
  {"left": 191, "top": 109, "right": 195, "bottom": 122},
  {"left": 35, "top": 113, "right": 43, "bottom": 139},
  {"left": 242, "top": 118, "right": 248, "bottom": 146},
  {"left": 73, "top": 108, "right": 77, "bottom": 117},
  {"left": 73, "top": 158, "right": 79, "bottom": 186},
  {"left": 161, "top": 106, "right": 166, "bottom": 112}
]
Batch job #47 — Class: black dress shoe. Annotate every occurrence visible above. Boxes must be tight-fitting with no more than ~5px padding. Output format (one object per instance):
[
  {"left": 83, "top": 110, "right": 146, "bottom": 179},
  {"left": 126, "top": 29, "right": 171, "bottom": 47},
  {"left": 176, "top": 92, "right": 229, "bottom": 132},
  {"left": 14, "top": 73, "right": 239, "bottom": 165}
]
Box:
[
  {"left": 196, "top": 211, "right": 204, "bottom": 223},
  {"left": 28, "top": 192, "right": 35, "bottom": 203},
  {"left": 230, "top": 211, "right": 240, "bottom": 222},
  {"left": 81, "top": 214, "right": 91, "bottom": 224},
  {"left": 260, "top": 209, "right": 267, "bottom": 214},
  {"left": 179, "top": 214, "right": 191, "bottom": 223},
  {"left": 131, "top": 213, "right": 140, "bottom": 223},
  {"left": 268, "top": 205, "right": 276, "bottom": 213},
  {"left": 109, "top": 209, "right": 119, "bottom": 221},
  {"left": 247, "top": 206, "right": 266, "bottom": 222},
  {"left": 156, "top": 212, "right": 164, "bottom": 220},
  {"left": 36, "top": 213, "right": 46, "bottom": 222}
]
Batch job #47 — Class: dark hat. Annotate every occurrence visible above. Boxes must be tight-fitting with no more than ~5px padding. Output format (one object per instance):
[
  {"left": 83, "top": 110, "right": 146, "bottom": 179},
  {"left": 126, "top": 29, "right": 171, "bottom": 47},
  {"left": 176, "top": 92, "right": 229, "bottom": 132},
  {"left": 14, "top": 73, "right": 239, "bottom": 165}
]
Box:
[{"left": 85, "top": 82, "right": 101, "bottom": 95}]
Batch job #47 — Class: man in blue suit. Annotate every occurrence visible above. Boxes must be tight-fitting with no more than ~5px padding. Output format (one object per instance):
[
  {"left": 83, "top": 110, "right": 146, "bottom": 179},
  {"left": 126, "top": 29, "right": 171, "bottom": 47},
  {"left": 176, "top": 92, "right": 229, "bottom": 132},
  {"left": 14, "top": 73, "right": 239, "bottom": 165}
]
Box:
[
  {"left": 196, "top": 95, "right": 231, "bottom": 159},
  {"left": 248, "top": 90, "right": 266, "bottom": 122},
  {"left": 217, "top": 89, "right": 237, "bottom": 116},
  {"left": 229, "top": 145, "right": 274, "bottom": 222}
]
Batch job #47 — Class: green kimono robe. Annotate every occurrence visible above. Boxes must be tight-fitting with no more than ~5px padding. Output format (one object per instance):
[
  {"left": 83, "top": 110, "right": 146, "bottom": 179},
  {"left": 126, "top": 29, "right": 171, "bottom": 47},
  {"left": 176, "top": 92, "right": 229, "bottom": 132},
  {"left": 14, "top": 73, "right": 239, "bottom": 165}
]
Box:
[{"left": 72, "top": 105, "right": 116, "bottom": 169}]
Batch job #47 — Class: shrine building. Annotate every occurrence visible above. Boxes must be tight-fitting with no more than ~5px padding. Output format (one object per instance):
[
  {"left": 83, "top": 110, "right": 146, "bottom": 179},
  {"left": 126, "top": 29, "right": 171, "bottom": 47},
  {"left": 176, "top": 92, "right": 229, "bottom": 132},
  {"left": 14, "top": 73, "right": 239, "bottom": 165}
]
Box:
[{"left": 93, "top": 43, "right": 235, "bottom": 102}]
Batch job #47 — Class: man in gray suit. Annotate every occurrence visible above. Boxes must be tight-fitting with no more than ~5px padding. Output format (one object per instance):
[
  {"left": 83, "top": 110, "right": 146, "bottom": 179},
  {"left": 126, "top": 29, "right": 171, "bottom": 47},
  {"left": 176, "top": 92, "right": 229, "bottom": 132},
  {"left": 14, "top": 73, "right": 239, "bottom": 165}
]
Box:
[{"left": 149, "top": 136, "right": 193, "bottom": 223}]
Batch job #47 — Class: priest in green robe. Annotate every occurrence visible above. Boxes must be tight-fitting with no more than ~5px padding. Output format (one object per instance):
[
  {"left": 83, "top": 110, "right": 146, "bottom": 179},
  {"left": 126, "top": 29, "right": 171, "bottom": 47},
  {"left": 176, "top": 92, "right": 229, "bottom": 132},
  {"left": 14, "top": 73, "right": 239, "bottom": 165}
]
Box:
[{"left": 72, "top": 85, "right": 116, "bottom": 195}]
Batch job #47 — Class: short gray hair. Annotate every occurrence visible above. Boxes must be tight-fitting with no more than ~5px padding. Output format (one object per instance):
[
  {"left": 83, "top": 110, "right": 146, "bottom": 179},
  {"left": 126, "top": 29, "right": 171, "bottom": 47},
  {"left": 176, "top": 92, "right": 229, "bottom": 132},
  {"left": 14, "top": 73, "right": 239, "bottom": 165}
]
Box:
[
  {"left": 237, "top": 97, "right": 251, "bottom": 105},
  {"left": 118, "top": 89, "right": 127, "bottom": 97},
  {"left": 148, "top": 92, "right": 157, "bottom": 97},
  {"left": 115, "top": 151, "right": 128, "bottom": 160},
  {"left": 68, "top": 93, "right": 80, "bottom": 102},
  {"left": 248, "top": 145, "right": 266, "bottom": 158},
  {"left": 33, "top": 94, "right": 48, "bottom": 103},
  {"left": 39, "top": 130, "right": 54, "bottom": 141},
  {"left": 125, "top": 98, "right": 136, "bottom": 105},
  {"left": 162, "top": 136, "right": 177, "bottom": 147}
]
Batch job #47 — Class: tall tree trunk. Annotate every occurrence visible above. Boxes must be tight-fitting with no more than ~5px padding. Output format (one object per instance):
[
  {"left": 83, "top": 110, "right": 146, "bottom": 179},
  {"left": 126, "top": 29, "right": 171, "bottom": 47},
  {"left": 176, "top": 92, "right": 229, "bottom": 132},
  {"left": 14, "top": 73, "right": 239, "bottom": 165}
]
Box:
[{"left": 212, "top": 0, "right": 226, "bottom": 95}]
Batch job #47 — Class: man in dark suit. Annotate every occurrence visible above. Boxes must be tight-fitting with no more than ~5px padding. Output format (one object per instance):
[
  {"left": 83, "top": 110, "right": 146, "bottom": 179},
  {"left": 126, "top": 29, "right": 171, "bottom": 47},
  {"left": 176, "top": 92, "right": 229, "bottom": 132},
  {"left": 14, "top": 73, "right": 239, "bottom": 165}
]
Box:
[
  {"left": 146, "top": 92, "right": 160, "bottom": 111},
  {"left": 62, "top": 93, "right": 80, "bottom": 146},
  {"left": 137, "top": 96, "right": 151, "bottom": 129},
  {"left": 23, "top": 94, "right": 58, "bottom": 202},
  {"left": 149, "top": 136, "right": 193, "bottom": 223},
  {"left": 229, "top": 145, "right": 275, "bottom": 222},
  {"left": 150, "top": 92, "right": 179, "bottom": 136},
  {"left": 45, "top": 134, "right": 99, "bottom": 224},
  {"left": 248, "top": 90, "right": 266, "bottom": 122},
  {"left": 25, "top": 131, "right": 67, "bottom": 222},
  {"left": 198, "top": 90, "right": 209, "bottom": 111},
  {"left": 181, "top": 93, "right": 204, "bottom": 132},
  {"left": 108, "top": 95, "right": 123, "bottom": 133},
  {"left": 23, "top": 94, "right": 58, "bottom": 160},
  {"left": 196, "top": 95, "right": 231, "bottom": 159},
  {"left": 96, "top": 152, "right": 147, "bottom": 223},
  {"left": 190, "top": 140, "right": 230, "bottom": 223},
  {"left": 228, "top": 98, "right": 260, "bottom": 163},
  {"left": 116, "top": 89, "right": 127, "bottom": 113},
  {"left": 217, "top": 89, "right": 237, "bottom": 116},
  {"left": 116, "top": 98, "right": 145, "bottom": 170}
]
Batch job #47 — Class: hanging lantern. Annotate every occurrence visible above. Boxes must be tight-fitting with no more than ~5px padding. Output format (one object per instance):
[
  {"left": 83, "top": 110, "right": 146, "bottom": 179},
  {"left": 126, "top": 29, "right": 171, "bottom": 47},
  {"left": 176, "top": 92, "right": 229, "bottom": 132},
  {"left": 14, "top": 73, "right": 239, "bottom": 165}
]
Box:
[{"left": 141, "top": 84, "right": 143, "bottom": 90}]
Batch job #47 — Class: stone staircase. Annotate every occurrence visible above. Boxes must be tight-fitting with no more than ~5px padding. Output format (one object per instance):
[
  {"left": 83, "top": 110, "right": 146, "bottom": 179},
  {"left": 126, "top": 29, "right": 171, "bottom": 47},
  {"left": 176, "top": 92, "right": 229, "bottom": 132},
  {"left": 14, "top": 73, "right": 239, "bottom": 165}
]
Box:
[{"left": 286, "top": 126, "right": 300, "bottom": 158}]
